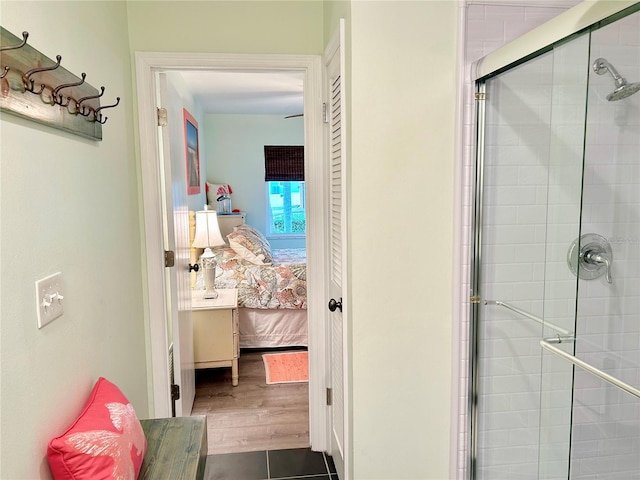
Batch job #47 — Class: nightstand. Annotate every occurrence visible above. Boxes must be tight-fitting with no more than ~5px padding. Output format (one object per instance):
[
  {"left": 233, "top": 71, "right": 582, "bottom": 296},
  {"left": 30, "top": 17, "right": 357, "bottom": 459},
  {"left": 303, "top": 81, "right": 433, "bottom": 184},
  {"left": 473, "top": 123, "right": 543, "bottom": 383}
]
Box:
[
  {"left": 216, "top": 212, "right": 246, "bottom": 239},
  {"left": 191, "top": 289, "right": 239, "bottom": 386}
]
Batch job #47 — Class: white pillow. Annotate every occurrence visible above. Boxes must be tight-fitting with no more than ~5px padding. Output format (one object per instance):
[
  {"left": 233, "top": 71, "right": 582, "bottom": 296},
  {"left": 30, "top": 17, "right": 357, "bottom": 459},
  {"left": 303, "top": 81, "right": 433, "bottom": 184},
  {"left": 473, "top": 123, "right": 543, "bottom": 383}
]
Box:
[{"left": 206, "top": 182, "right": 224, "bottom": 206}]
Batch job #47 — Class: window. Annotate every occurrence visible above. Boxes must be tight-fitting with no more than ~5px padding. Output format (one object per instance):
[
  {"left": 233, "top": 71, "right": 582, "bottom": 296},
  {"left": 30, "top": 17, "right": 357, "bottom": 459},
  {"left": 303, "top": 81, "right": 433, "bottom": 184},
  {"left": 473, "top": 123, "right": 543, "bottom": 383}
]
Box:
[
  {"left": 264, "top": 145, "right": 306, "bottom": 236},
  {"left": 266, "top": 181, "right": 306, "bottom": 235}
]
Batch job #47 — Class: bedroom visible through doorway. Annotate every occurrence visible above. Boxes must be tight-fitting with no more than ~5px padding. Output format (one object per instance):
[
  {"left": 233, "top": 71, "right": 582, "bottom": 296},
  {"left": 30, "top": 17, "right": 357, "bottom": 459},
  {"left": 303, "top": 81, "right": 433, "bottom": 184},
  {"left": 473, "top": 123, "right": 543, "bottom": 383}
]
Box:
[
  {"left": 136, "top": 51, "right": 328, "bottom": 457},
  {"left": 165, "top": 67, "right": 311, "bottom": 455}
]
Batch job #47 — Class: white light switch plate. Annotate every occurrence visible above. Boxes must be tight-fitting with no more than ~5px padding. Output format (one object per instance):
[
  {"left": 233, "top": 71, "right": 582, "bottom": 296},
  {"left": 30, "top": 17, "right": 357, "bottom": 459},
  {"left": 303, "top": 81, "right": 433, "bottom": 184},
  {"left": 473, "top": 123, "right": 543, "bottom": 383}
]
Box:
[{"left": 36, "top": 272, "right": 64, "bottom": 328}]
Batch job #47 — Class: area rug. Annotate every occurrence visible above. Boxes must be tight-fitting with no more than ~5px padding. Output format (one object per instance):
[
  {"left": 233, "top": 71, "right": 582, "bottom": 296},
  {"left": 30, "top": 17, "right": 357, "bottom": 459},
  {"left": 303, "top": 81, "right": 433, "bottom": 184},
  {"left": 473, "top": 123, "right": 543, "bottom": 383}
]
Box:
[{"left": 262, "top": 351, "right": 309, "bottom": 385}]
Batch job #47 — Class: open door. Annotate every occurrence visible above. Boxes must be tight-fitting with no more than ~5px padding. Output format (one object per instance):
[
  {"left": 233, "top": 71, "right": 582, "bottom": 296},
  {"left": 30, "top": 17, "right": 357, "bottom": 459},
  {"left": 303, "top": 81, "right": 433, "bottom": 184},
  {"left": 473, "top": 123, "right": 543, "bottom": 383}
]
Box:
[
  {"left": 158, "top": 72, "right": 195, "bottom": 417},
  {"left": 137, "top": 50, "right": 323, "bottom": 429},
  {"left": 324, "top": 19, "right": 347, "bottom": 480}
]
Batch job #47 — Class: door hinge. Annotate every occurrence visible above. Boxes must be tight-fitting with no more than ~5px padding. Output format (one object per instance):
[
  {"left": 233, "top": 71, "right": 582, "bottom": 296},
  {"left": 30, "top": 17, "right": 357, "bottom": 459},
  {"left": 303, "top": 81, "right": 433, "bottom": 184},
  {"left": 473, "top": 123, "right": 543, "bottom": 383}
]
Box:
[
  {"left": 322, "top": 102, "right": 329, "bottom": 124},
  {"left": 171, "top": 384, "right": 180, "bottom": 401},
  {"left": 157, "top": 107, "right": 168, "bottom": 127},
  {"left": 164, "top": 250, "right": 175, "bottom": 268},
  {"left": 470, "top": 295, "right": 481, "bottom": 304},
  {"left": 475, "top": 92, "right": 486, "bottom": 101},
  {"left": 326, "top": 387, "right": 333, "bottom": 406}
]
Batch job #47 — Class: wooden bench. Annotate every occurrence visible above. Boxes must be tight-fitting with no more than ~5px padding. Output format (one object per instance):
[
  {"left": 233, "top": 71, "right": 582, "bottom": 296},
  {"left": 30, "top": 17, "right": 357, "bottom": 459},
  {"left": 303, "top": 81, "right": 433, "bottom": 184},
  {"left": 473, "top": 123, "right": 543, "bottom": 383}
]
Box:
[{"left": 138, "top": 415, "right": 208, "bottom": 479}]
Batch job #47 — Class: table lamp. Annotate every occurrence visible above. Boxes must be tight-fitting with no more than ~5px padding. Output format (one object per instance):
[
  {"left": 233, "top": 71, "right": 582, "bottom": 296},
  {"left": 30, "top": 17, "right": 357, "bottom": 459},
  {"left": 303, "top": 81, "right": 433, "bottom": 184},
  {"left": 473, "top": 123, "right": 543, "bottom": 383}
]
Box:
[{"left": 192, "top": 207, "right": 225, "bottom": 299}]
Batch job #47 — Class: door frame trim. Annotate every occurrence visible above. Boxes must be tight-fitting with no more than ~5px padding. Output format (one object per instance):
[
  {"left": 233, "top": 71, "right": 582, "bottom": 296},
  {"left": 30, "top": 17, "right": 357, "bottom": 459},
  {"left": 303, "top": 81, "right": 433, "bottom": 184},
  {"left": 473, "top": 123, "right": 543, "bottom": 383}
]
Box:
[{"left": 135, "top": 52, "right": 328, "bottom": 451}]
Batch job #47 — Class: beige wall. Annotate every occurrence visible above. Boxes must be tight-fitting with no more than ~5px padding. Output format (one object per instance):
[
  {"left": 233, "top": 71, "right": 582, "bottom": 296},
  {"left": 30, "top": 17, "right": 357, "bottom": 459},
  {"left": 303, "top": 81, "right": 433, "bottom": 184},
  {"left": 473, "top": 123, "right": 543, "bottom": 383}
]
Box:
[
  {"left": 324, "top": 0, "right": 351, "bottom": 43},
  {"left": 127, "top": 0, "right": 325, "bottom": 54},
  {"left": 349, "top": 1, "right": 456, "bottom": 478},
  {"left": 0, "top": 2, "right": 148, "bottom": 479}
]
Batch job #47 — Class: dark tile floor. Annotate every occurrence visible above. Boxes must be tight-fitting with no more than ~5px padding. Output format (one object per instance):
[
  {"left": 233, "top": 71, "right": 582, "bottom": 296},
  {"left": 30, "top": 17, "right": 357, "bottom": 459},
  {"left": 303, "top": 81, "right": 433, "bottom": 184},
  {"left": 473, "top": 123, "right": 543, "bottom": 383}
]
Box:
[{"left": 205, "top": 447, "right": 338, "bottom": 480}]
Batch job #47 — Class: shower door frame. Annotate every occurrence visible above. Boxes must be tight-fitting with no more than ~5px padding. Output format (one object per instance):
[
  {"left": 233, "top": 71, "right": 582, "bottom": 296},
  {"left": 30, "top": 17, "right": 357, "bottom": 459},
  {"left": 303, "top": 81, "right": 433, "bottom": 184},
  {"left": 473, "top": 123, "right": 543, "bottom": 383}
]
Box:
[
  {"left": 465, "top": 3, "right": 640, "bottom": 479},
  {"left": 467, "top": 80, "right": 485, "bottom": 480}
]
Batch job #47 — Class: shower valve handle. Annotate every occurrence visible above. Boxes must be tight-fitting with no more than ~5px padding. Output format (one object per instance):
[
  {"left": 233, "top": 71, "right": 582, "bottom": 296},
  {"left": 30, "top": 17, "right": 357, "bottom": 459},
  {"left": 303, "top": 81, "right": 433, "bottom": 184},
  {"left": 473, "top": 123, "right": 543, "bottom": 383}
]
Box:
[
  {"left": 567, "top": 234, "right": 613, "bottom": 285},
  {"left": 583, "top": 250, "right": 612, "bottom": 284}
]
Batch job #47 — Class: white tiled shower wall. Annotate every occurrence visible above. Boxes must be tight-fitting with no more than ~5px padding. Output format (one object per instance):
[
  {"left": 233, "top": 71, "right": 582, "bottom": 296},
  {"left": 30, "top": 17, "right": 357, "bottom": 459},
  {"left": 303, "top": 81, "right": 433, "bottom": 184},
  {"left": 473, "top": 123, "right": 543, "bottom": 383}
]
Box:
[{"left": 459, "top": 2, "right": 640, "bottom": 479}]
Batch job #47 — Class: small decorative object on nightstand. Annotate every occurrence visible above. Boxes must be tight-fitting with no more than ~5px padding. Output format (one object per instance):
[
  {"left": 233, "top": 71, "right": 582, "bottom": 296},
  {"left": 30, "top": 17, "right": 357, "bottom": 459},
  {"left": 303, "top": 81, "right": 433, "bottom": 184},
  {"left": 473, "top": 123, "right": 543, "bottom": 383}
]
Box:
[{"left": 191, "top": 289, "right": 239, "bottom": 386}]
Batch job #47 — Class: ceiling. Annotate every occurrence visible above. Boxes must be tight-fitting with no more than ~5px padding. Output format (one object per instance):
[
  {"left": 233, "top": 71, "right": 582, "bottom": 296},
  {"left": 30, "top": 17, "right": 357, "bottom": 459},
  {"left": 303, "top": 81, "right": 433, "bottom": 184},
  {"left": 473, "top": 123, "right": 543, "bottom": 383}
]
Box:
[{"left": 177, "top": 70, "right": 304, "bottom": 116}]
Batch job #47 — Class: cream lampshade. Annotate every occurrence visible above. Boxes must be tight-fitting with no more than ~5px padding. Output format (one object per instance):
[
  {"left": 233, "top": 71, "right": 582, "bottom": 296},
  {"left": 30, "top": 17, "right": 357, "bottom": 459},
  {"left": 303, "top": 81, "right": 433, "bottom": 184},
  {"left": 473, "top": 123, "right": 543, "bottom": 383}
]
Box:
[{"left": 192, "top": 207, "right": 225, "bottom": 299}]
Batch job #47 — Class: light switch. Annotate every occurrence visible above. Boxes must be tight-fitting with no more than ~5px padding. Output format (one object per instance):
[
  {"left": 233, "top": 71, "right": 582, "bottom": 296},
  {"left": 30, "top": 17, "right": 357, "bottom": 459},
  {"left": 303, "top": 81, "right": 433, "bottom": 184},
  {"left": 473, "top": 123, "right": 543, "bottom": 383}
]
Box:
[{"left": 36, "top": 272, "right": 64, "bottom": 328}]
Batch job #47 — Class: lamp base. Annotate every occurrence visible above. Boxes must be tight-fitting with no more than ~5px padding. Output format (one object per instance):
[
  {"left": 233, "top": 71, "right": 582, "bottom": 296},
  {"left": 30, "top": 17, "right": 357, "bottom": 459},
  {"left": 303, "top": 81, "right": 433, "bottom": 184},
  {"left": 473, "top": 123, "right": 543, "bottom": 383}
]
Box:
[
  {"left": 200, "top": 252, "right": 218, "bottom": 300},
  {"left": 202, "top": 289, "right": 219, "bottom": 300}
]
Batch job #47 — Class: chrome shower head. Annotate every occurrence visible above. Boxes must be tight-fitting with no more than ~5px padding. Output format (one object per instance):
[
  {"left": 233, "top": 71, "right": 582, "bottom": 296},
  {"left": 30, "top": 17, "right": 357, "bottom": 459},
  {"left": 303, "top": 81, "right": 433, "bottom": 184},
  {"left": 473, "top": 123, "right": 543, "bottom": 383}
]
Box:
[
  {"left": 593, "top": 57, "right": 640, "bottom": 102},
  {"left": 607, "top": 82, "right": 640, "bottom": 101}
]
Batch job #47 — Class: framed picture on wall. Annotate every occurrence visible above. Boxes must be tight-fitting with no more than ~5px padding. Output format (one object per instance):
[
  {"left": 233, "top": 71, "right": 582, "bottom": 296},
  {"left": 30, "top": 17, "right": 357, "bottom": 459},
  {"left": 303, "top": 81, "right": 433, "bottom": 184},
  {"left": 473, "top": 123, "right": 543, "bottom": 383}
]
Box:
[{"left": 183, "top": 109, "right": 201, "bottom": 195}]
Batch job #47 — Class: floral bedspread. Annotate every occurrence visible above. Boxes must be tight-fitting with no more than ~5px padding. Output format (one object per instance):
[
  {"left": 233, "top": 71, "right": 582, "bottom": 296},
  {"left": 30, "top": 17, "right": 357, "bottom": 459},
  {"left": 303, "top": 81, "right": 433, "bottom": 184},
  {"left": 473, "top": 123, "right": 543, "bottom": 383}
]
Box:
[{"left": 212, "top": 247, "right": 307, "bottom": 309}]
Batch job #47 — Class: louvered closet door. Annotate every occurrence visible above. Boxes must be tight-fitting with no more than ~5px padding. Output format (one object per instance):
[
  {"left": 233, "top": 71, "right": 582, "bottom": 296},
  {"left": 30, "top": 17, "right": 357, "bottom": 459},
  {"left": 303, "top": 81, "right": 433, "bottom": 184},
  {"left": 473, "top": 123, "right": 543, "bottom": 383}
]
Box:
[
  {"left": 329, "top": 69, "right": 344, "bottom": 454},
  {"left": 325, "top": 18, "right": 346, "bottom": 480}
]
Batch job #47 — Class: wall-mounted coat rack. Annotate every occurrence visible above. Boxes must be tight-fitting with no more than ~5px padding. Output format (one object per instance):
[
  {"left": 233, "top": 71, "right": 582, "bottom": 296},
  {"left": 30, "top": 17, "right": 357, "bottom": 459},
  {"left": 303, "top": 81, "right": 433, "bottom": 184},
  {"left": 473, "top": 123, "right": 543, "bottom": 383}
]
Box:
[{"left": 0, "top": 27, "right": 120, "bottom": 141}]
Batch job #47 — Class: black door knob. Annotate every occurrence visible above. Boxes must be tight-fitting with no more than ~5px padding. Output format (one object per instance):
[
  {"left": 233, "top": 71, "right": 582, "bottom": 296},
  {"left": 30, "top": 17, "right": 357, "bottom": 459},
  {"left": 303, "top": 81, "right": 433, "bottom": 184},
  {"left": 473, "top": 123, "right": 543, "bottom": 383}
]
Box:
[
  {"left": 328, "top": 298, "right": 342, "bottom": 312},
  {"left": 188, "top": 263, "right": 199, "bottom": 272}
]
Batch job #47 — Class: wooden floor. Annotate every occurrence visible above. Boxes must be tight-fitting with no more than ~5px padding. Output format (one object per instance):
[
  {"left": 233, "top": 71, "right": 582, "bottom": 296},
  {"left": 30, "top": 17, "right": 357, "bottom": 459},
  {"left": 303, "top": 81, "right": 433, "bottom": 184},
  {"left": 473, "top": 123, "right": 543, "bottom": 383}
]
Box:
[{"left": 192, "top": 349, "right": 310, "bottom": 455}]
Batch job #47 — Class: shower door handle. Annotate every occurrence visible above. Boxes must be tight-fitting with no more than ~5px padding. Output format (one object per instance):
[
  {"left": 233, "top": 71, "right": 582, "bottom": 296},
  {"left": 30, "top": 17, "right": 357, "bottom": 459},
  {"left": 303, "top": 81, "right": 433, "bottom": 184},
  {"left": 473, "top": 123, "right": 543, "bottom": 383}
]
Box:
[{"left": 540, "top": 340, "right": 640, "bottom": 399}]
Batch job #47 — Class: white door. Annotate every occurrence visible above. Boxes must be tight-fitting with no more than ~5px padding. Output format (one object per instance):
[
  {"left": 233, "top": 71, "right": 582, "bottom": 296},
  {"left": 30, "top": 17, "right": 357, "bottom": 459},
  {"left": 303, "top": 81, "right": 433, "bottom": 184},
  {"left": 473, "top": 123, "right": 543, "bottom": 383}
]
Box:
[
  {"left": 158, "top": 72, "right": 195, "bottom": 417},
  {"left": 324, "top": 19, "right": 347, "bottom": 480}
]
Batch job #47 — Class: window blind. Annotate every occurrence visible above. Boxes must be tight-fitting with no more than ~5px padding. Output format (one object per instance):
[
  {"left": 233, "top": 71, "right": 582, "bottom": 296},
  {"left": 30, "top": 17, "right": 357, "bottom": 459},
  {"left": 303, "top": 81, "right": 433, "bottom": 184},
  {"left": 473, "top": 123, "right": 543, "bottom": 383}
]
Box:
[{"left": 264, "top": 145, "right": 304, "bottom": 181}]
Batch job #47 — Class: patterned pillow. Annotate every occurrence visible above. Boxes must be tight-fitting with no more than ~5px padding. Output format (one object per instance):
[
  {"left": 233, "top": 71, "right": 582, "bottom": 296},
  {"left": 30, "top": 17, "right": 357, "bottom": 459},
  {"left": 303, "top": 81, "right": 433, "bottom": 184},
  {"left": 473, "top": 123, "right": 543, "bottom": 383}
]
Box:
[
  {"left": 234, "top": 224, "right": 271, "bottom": 251},
  {"left": 47, "top": 377, "right": 147, "bottom": 480},
  {"left": 228, "top": 229, "right": 273, "bottom": 265}
]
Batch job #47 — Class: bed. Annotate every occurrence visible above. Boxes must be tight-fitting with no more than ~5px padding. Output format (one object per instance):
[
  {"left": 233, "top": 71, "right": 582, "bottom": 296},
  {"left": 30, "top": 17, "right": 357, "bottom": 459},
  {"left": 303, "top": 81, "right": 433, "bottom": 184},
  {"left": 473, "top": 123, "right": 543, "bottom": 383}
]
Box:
[{"left": 189, "top": 211, "right": 307, "bottom": 348}]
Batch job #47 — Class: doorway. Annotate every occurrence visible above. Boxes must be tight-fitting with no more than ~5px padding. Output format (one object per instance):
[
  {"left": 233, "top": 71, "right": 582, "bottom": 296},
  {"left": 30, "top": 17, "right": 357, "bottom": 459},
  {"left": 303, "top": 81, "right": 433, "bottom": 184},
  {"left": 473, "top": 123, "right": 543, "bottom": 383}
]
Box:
[
  {"left": 135, "top": 52, "right": 330, "bottom": 453},
  {"left": 177, "top": 67, "right": 309, "bottom": 453}
]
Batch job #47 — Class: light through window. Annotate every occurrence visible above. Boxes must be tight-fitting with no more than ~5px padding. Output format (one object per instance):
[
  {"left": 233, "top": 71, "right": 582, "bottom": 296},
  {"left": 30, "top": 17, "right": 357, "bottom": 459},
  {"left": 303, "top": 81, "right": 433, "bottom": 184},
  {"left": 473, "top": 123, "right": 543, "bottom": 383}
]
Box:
[{"left": 267, "top": 181, "right": 306, "bottom": 235}]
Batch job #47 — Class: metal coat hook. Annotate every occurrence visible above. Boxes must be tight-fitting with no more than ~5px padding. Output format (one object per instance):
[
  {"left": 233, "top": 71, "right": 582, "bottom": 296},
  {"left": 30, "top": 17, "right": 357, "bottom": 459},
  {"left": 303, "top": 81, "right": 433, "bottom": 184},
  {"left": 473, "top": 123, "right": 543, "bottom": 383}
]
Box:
[
  {"left": 52, "top": 72, "right": 86, "bottom": 107},
  {"left": 23, "top": 54, "right": 61, "bottom": 94},
  {"left": 66, "top": 98, "right": 81, "bottom": 115},
  {"left": 75, "top": 85, "right": 104, "bottom": 116},
  {"left": 1, "top": 31, "right": 29, "bottom": 80},
  {"left": 94, "top": 96, "right": 120, "bottom": 124},
  {"left": 1, "top": 26, "right": 120, "bottom": 138},
  {"left": 0, "top": 31, "right": 28, "bottom": 51}
]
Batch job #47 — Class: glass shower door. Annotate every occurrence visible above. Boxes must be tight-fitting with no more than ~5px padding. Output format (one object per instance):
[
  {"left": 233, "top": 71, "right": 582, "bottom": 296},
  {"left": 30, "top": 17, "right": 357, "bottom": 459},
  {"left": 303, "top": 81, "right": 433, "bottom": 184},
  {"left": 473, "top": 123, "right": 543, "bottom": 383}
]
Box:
[
  {"left": 561, "top": 9, "right": 640, "bottom": 479},
  {"left": 473, "top": 34, "right": 591, "bottom": 479},
  {"left": 536, "top": 32, "right": 590, "bottom": 480},
  {"left": 473, "top": 8, "right": 640, "bottom": 479}
]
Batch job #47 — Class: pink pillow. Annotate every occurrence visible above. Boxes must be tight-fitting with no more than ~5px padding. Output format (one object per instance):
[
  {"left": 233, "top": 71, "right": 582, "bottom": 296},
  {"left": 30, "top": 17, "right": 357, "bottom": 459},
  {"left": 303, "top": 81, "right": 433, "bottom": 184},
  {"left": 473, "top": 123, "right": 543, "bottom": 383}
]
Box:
[{"left": 47, "top": 377, "right": 147, "bottom": 480}]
